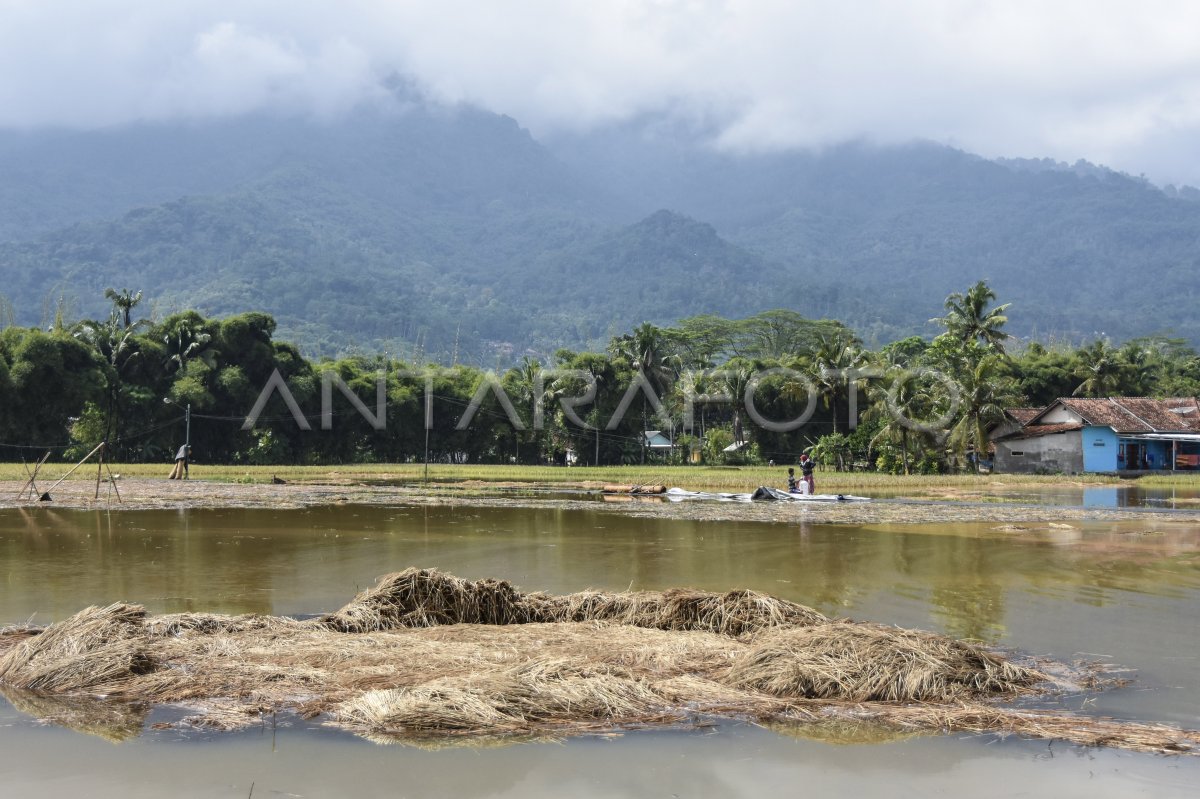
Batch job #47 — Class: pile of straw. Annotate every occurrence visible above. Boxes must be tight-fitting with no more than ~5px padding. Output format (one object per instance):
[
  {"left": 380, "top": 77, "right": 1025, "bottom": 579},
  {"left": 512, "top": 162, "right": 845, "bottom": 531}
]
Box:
[
  {"left": 0, "top": 603, "right": 153, "bottom": 692},
  {"left": 727, "top": 621, "right": 1041, "bottom": 702},
  {"left": 318, "top": 570, "right": 529, "bottom": 632},
  {"left": 317, "top": 568, "right": 827, "bottom": 636},
  {"left": 336, "top": 660, "right": 677, "bottom": 737},
  {"left": 0, "top": 569, "right": 1197, "bottom": 755}
]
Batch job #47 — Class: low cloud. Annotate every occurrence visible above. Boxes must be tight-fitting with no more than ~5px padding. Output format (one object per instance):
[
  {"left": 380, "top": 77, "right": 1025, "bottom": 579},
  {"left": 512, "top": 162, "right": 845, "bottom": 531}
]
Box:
[{"left": 4, "top": 1, "right": 1200, "bottom": 182}]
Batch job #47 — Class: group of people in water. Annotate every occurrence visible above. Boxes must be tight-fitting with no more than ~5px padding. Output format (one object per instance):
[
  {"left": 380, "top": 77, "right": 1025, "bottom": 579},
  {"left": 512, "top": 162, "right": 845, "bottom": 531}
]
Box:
[{"left": 786, "top": 453, "right": 816, "bottom": 495}]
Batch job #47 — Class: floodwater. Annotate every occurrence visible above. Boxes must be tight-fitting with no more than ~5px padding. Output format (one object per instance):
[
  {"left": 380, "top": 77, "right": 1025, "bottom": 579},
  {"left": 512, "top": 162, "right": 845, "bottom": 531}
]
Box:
[
  {"left": 861, "top": 483, "right": 1200, "bottom": 509},
  {"left": 2, "top": 502, "right": 1199, "bottom": 797}
]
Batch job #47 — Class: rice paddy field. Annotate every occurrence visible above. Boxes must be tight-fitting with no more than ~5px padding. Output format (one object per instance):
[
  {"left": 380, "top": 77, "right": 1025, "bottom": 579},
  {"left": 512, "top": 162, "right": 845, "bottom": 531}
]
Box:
[
  {"left": 1, "top": 468, "right": 1199, "bottom": 797},
  {"left": 9, "top": 460, "right": 1196, "bottom": 491}
]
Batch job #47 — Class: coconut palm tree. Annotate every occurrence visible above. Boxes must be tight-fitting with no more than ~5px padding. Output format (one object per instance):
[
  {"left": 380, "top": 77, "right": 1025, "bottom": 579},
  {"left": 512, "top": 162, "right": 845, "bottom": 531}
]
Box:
[
  {"left": 72, "top": 309, "right": 149, "bottom": 446},
  {"left": 867, "top": 368, "right": 940, "bottom": 474},
  {"left": 937, "top": 281, "right": 1012, "bottom": 354},
  {"left": 807, "top": 331, "right": 868, "bottom": 434},
  {"left": 1072, "top": 339, "right": 1126, "bottom": 397},
  {"left": 609, "top": 323, "right": 680, "bottom": 463},
  {"left": 164, "top": 322, "right": 216, "bottom": 374},
  {"left": 949, "top": 355, "right": 1014, "bottom": 473}
]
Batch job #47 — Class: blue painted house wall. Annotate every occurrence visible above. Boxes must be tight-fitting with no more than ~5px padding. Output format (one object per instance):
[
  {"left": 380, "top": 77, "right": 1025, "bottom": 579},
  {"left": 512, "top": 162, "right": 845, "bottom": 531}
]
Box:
[{"left": 1082, "top": 426, "right": 1118, "bottom": 472}]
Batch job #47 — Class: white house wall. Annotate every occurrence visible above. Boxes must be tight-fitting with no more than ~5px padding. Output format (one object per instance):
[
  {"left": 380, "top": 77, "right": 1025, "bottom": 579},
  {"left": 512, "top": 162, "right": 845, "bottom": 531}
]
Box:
[{"left": 1039, "top": 405, "right": 1084, "bottom": 424}]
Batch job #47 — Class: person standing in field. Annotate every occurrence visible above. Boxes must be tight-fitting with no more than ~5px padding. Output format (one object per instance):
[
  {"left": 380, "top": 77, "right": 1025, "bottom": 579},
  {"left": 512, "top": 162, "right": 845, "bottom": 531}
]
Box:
[
  {"left": 787, "top": 467, "right": 799, "bottom": 492},
  {"left": 168, "top": 444, "right": 191, "bottom": 480},
  {"left": 799, "top": 453, "right": 815, "bottom": 494}
]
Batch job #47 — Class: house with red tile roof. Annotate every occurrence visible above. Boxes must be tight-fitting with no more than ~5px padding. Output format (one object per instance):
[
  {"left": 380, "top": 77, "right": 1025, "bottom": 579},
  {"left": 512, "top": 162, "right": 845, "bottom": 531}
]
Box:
[{"left": 992, "top": 397, "right": 1200, "bottom": 474}]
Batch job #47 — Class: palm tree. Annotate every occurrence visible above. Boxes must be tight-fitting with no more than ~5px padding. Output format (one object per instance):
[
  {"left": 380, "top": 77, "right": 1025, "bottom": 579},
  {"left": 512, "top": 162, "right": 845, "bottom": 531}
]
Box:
[
  {"left": 72, "top": 309, "right": 149, "bottom": 446},
  {"left": 104, "top": 288, "right": 143, "bottom": 329},
  {"left": 611, "top": 323, "right": 679, "bottom": 392},
  {"left": 720, "top": 361, "right": 755, "bottom": 446},
  {"left": 609, "top": 323, "right": 680, "bottom": 463},
  {"left": 937, "top": 281, "right": 1012, "bottom": 354},
  {"left": 948, "top": 355, "right": 1013, "bottom": 473},
  {"left": 867, "top": 367, "right": 940, "bottom": 475},
  {"left": 507, "top": 356, "right": 559, "bottom": 462},
  {"left": 807, "top": 331, "right": 868, "bottom": 434},
  {"left": 1072, "top": 339, "right": 1125, "bottom": 397},
  {"left": 164, "top": 322, "right": 215, "bottom": 374}
]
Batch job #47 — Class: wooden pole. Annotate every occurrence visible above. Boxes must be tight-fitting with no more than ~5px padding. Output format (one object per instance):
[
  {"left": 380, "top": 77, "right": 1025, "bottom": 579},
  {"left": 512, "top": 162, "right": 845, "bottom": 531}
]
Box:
[
  {"left": 42, "top": 442, "right": 105, "bottom": 497},
  {"left": 94, "top": 442, "right": 106, "bottom": 500},
  {"left": 15, "top": 451, "right": 51, "bottom": 500},
  {"left": 103, "top": 457, "right": 122, "bottom": 503}
]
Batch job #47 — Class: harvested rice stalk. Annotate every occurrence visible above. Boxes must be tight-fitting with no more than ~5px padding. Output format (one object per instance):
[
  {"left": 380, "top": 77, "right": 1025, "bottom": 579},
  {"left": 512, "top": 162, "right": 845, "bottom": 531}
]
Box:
[
  {"left": 0, "top": 571, "right": 1195, "bottom": 755},
  {"left": 316, "top": 569, "right": 530, "bottom": 632},
  {"left": 314, "top": 568, "right": 827, "bottom": 636},
  {"left": 0, "top": 603, "right": 155, "bottom": 692},
  {"left": 726, "top": 621, "right": 1043, "bottom": 702},
  {"left": 146, "top": 613, "right": 305, "bottom": 638},
  {"left": 842, "top": 703, "right": 1200, "bottom": 755},
  {"left": 333, "top": 660, "right": 678, "bottom": 736}
]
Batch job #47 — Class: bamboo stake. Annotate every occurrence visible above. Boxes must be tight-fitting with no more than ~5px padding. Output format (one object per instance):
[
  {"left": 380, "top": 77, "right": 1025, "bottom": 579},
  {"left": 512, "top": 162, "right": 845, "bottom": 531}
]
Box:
[
  {"left": 103, "top": 456, "right": 122, "bottom": 504},
  {"left": 41, "top": 442, "right": 105, "bottom": 499},
  {"left": 94, "top": 443, "right": 105, "bottom": 500},
  {"left": 15, "top": 451, "right": 51, "bottom": 500}
]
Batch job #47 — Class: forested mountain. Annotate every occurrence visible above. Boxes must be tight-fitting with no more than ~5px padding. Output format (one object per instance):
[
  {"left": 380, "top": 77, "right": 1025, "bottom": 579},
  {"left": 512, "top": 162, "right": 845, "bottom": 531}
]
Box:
[{"left": 1, "top": 96, "right": 1199, "bottom": 360}]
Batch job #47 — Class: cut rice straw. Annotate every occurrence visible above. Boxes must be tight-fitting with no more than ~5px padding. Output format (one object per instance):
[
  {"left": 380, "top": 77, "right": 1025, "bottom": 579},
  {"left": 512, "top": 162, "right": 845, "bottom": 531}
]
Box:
[{"left": 0, "top": 568, "right": 1195, "bottom": 754}]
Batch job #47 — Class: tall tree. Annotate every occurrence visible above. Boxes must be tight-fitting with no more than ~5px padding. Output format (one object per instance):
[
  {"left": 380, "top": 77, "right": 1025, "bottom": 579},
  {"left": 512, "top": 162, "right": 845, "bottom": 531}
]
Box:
[
  {"left": 104, "top": 288, "right": 143, "bottom": 330},
  {"left": 72, "top": 308, "right": 150, "bottom": 447},
  {"left": 807, "top": 330, "right": 868, "bottom": 434},
  {"left": 949, "top": 355, "right": 1015, "bottom": 473},
  {"left": 1072, "top": 339, "right": 1126, "bottom": 397},
  {"left": 937, "top": 280, "right": 1012, "bottom": 354},
  {"left": 609, "top": 323, "right": 679, "bottom": 463}
]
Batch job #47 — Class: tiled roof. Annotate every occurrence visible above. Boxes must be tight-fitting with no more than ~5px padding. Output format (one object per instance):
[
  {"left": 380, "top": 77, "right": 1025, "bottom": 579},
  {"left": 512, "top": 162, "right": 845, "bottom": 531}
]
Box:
[
  {"left": 1007, "top": 408, "right": 1041, "bottom": 424},
  {"left": 1000, "top": 422, "right": 1083, "bottom": 440},
  {"left": 1037, "top": 397, "right": 1200, "bottom": 434}
]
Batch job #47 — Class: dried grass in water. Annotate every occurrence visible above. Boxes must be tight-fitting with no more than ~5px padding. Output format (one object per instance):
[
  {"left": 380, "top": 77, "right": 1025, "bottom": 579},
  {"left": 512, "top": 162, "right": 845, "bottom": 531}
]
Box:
[
  {"left": 727, "top": 621, "right": 1042, "bottom": 701},
  {"left": 0, "top": 603, "right": 153, "bottom": 692},
  {"left": 317, "top": 568, "right": 828, "bottom": 635},
  {"left": 0, "top": 569, "right": 1196, "bottom": 755}
]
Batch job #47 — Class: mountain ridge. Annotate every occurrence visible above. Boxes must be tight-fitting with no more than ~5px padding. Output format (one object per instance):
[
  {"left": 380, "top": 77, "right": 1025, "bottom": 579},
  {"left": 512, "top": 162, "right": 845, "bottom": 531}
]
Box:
[{"left": 1, "top": 102, "right": 1198, "bottom": 359}]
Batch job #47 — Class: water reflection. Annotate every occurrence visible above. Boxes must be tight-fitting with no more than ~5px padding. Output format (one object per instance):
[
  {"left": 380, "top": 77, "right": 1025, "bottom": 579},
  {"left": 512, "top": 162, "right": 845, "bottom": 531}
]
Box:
[
  {"left": 1, "top": 502, "right": 1199, "bottom": 796},
  {"left": 2, "top": 505, "right": 1197, "bottom": 629}
]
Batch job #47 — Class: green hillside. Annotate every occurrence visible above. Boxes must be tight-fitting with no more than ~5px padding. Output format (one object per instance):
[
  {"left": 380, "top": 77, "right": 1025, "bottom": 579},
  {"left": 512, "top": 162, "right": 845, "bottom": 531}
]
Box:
[{"left": 2, "top": 102, "right": 1199, "bottom": 358}]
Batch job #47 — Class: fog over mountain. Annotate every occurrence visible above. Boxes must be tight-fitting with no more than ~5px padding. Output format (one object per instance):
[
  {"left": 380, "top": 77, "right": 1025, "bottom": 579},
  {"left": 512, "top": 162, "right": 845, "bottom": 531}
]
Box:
[
  {"left": 2, "top": 3, "right": 1199, "bottom": 361},
  {"left": 1, "top": 97, "right": 1198, "bottom": 362}
]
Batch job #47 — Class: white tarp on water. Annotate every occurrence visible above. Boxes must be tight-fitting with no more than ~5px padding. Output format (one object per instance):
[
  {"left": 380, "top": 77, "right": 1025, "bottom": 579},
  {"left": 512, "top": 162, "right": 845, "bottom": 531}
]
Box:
[{"left": 665, "top": 487, "right": 869, "bottom": 503}]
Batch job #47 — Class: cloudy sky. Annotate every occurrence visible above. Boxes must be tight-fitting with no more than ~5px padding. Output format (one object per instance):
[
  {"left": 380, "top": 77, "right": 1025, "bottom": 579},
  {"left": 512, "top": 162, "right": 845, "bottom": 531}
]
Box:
[{"left": 3, "top": 0, "right": 1200, "bottom": 183}]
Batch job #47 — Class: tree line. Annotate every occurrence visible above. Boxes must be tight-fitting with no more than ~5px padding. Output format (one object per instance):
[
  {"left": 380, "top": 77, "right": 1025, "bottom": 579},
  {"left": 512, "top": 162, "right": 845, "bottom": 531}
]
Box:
[{"left": 1, "top": 283, "right": 1198, "bottom": 471}]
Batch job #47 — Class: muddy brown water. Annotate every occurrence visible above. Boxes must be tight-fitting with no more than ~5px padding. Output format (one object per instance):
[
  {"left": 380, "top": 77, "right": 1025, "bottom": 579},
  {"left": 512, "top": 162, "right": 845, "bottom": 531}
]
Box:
[{"left": 2, "top": 501, "right": 1199, "bottom": 797}]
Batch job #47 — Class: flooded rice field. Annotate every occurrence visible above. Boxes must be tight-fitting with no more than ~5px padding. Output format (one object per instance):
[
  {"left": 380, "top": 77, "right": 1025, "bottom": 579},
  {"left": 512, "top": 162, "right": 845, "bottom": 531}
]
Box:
[{"left": 2, "top": 499, "right": 1199, "bottom": 797}]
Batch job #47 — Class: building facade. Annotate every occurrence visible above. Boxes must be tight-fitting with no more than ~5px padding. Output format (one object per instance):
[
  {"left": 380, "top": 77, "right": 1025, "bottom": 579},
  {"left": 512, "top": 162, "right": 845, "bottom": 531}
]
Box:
[{"left": 993, "top": 397, "right": 1200, "bottom": 474}]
